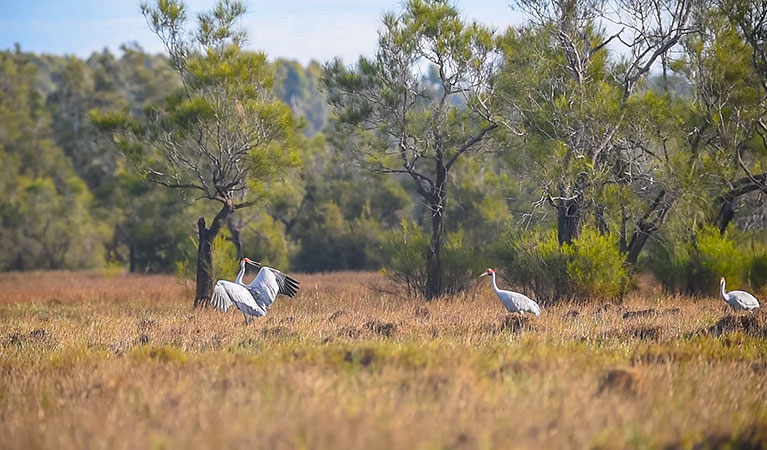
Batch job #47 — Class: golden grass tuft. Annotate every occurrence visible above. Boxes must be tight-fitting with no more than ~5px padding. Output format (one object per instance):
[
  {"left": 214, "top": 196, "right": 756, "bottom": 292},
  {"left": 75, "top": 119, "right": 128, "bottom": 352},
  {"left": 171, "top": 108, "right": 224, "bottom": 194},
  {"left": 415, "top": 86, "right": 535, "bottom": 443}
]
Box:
[{"left": 0, "top": 271, "right": 766, "bottom": 449}]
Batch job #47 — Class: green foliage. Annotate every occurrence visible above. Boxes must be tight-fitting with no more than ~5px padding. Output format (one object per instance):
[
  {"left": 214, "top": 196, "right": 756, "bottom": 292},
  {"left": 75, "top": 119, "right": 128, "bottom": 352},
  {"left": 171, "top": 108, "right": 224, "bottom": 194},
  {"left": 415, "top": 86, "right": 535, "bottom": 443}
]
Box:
[
  {"left": 563, "top": 227, "right": 627, "bottom": 300},
  {"left": 211, "top": 233, "right": 239, "bottom": 283},
  {"left": 3, "top": 0, "right": 767, "bottom": 298},
  {"left": 697, "top": 226, "right": 746, "bottom": 286},
  {"left": 644, "top": 225, "right": 760, "bottom": 296},
  {"left": 110, "top": 174, "right": 195, "bottom": 273},
  {"left": 748, "top": 254, "right": 767, "bottom": 292},
  {"left": 380, "top": 220, "right": 482, "bottom": 298},
  {"left": 291, "top": 202, "right": 385, "bottom": 272},
  {"left": 0, "top": 51, "right": 109, "bottom": 270},
  {"left": 275, "top": 59, "right": 328, "bottom": 136},
  {"left": 242, "top": 212, "right": 291, "bottom": 270},
  {"left": 0, "top": 175, "right": 109, "bottom": 270},
  {"left": 497, "top": 225, "right": 627, "bottom": 302},
  {"left": 495, "top": 228, "right": 568, "bottom": 301},
  {"left": 439, "top": 230, "right": 485, "bottom": 296},
  {"left": 380, "top": 220, "right": 430, "bottom": 297}
]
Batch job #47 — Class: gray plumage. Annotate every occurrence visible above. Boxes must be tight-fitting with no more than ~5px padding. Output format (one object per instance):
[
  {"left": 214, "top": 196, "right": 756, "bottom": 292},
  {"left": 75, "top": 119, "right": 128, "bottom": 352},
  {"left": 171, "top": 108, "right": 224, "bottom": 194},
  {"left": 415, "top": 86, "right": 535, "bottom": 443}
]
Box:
[
  {"left": 720, "top": 277, "right": 760, "bottom": 312},
  {"left": 480, "top": 268, "right": 541, "bottom": 316},
  {"left": 210, "top": 258, "right": 300, "bottom": 323}
]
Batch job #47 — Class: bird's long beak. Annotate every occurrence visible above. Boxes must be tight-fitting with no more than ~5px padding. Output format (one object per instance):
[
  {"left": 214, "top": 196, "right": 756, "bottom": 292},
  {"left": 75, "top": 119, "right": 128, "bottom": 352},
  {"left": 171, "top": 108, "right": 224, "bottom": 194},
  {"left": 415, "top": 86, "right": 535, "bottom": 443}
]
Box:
[
  {"left": 244, "top": 258, "right": 259, "bottom": 267},
  {"left": 478, "top": 272, "right": 488, "bottom": 279}
]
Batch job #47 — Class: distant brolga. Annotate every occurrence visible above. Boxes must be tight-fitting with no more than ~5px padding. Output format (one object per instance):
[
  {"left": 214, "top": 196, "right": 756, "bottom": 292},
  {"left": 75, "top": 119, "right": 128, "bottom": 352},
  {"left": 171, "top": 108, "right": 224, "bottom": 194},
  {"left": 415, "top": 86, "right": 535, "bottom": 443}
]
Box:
[
  {"left": 210, "top": 258, "right": 300, "bottom": 324},
  {"left": 480, "top": 268, "right": 541, "bottom": 316},
  {"left": 719, "top": 277, "right": 760, "bottom": 312}
]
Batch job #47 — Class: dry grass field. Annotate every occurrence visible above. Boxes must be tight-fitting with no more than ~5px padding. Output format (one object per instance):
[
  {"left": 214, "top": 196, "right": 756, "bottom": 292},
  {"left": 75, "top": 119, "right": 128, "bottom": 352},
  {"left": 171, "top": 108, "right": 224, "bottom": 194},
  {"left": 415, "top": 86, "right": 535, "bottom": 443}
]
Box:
[{"left": 1, "top": 271, "right": 767, "bottom": 449}]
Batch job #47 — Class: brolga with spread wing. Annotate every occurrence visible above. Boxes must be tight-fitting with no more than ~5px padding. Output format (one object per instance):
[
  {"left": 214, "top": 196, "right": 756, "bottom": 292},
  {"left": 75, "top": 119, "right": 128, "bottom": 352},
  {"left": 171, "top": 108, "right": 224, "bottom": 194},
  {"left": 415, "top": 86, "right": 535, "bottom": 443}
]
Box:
[{"left": 210, "top": 258, "right": 300, "bottom": 324}]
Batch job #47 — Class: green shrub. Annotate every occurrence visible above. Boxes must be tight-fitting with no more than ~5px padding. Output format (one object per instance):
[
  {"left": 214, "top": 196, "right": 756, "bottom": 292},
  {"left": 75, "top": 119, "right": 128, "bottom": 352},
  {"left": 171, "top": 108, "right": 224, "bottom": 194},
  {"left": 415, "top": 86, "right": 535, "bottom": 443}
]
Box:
[
  {"left": 439, "top": 229, "right": 485, "bottom": 296},
  {"left": 495, "top": 228, "right": 569, "bottom": 301},
  {"left": 174, "top": 232, "right": 240, "bottom": 283},
  {"left": 212, "top": 233, "right": 240, "bottom": 282},
  {"left": 748, "top": 254, "right": 767, "bottom": 293},
  {"left": 645, "top": 225, "right": 751, "bottom": 296},
  {"left": 563, "top": 227, "right": 626, "bottom": 300},
  {"left": 291, "top": 202, "right": 385, "bottom": 272},
  {"left": 244, "top": 212, "right": 291, "bottom": 270},
  {"left": 697, "top": 225, "right": 747, "bottom": 289},
  {"left": 380, "top": 220, "right": 429, "bottom": 297},
  {"left": 643, "top": 237, "right": 686, "bottom": 293},
  {"left": 379, "top": 220, "right": 482, "bottom": 298},
  {"left": 496, "top": 225, "right": 628, "bottom": 302}
]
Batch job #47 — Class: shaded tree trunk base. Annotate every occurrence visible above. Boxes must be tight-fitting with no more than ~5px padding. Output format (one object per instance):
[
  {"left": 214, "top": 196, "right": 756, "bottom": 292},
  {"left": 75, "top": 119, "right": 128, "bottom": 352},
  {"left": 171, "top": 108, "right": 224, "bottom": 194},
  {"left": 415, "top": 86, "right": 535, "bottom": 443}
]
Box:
[{"left": 194, "top": 202, "right": 235, "bottom": 308}]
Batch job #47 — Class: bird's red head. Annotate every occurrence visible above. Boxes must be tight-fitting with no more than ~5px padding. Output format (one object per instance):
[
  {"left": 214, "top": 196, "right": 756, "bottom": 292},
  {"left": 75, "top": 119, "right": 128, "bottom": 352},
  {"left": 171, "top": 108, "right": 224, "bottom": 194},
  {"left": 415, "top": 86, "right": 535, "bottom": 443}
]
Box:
[
  {"left": 479, "top": 268, "right": 494, "bottom": 278},
  {"left": 241, "top": 258, "right": 259, "bottom": 267},
  {"left": 720, "top": 276, "right": 725, "bottom": 283}
]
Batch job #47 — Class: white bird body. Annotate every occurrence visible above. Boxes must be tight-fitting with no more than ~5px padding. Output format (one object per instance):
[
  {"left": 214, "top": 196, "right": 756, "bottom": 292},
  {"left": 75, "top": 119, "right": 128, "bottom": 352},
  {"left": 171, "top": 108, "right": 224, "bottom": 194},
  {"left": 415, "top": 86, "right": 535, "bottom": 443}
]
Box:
[
  {"left": 720, "top": 277, "right": 760, "bottom": 312},
  {"left": 210, "top": 258, "right": 299, "bottom": 323},
  {"left": 481, "top": 268, "right": 541, "bottom": 316}
]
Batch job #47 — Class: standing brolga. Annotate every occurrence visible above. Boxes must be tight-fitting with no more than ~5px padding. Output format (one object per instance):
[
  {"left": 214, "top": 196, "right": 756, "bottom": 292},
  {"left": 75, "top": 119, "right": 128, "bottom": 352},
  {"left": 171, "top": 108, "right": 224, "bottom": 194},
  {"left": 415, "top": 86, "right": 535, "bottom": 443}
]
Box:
[
  {"left": 210, "top": 258, "right": 300, "bottom": 324},
  {"left": 720, "top": 277, "right": 760, "bottom": 312},
  {"left": 480, "top": 268, "right": 541, "bottom": 316}
]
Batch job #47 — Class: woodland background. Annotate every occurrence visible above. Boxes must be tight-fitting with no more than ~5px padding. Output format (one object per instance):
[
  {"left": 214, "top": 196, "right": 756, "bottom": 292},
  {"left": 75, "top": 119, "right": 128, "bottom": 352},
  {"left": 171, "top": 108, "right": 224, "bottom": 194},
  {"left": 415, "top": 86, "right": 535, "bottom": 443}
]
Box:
[{"left": 2, "top": 0, "right": 767, "bottom": 301}]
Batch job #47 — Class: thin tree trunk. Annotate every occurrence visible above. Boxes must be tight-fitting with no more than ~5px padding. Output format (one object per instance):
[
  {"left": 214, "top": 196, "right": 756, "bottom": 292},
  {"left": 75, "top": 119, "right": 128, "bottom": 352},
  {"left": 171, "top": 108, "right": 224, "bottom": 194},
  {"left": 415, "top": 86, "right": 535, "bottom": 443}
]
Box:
[
  {"left": 194, "top": 218, "right": 214, "bottom": 308},
  {"left": 425, "top": 206, "right": 444, "bottom": 300},
  {"left": 194, "top": 202, "right": 235, "bottom": 308},
  {"left": 619, "top": 207, "right": 629, "bottom": 254},
  {"left": 425, "top": 161, "right": 447, "bottom": 300},
  {"left": 595, "top": 204, "right": 609, "bottom": 235}
]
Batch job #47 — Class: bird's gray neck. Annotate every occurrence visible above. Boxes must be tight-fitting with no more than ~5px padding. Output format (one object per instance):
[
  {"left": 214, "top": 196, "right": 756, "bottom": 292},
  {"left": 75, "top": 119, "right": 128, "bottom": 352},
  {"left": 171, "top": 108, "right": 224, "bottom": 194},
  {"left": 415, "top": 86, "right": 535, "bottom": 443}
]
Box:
[
  {"left": 491, "top": 272, "right": 499, "bottom": 292},
  {"left": 235, "top": 263, "right": 246, "bottom": 284},
  {"left": 720, "top": 279, "right": 727, "bottom": 300}
]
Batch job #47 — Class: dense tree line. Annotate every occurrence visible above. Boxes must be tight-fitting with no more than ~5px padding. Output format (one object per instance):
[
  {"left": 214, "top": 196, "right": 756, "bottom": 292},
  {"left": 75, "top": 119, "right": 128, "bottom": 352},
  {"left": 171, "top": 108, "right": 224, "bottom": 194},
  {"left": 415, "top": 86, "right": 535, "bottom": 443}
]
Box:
[{"left": 2, "top": 0, "right": 767, "bottom": 302}]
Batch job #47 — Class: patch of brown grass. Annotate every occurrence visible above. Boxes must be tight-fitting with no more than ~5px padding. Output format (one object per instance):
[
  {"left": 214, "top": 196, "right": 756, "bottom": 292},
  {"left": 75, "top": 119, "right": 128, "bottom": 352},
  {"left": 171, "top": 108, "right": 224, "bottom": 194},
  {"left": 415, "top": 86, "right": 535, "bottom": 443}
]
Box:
[
  {"left": 598, "top": 367, "right": 647, "bottom": 396},
  {"left": 0, "top": 271, "right": 766, "bottom": 449}
]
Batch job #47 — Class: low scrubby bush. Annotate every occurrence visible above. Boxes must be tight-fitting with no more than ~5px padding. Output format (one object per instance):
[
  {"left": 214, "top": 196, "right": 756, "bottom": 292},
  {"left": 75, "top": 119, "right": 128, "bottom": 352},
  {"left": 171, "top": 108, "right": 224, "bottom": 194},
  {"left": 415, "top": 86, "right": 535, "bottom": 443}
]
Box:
[
  {"left": 379, "top": 220, "right": 483, "bottom": 298},
  {"left": 644, "top": 225, "right": 766, "bottom": 296},
  {"left": 564, "top": 227, "right": 627, "bottom": 299},
  {"left": 495, "top": 228, "right": 568, "bottom": 300},
  {"left": 496, "top": 225, "right": 627, "bottom": 302}
]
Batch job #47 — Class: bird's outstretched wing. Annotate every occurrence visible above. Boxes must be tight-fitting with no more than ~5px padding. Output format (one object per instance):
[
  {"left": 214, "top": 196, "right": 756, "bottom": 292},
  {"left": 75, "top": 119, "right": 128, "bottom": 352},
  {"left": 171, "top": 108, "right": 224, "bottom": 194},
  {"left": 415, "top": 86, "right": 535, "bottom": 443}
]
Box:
[
  {"left": 210, "top": 280, "right": 265, "bottom": 315},
  {"left": 253, "top": 267, "right": 300, "bottom": 298},
  {"left": 210, "top": 281, "right": 234, "bottom": 312},
  {"left": 272, "top": 268, "right": 300, "bottom": 298}
]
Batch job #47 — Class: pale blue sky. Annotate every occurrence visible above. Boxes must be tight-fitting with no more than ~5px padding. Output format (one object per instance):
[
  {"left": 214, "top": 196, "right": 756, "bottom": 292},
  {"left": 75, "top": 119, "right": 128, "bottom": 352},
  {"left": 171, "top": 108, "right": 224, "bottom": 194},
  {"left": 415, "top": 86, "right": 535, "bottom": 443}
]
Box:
[{"left": 0, "top": 1, "right": 522, "bottom": 64}]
